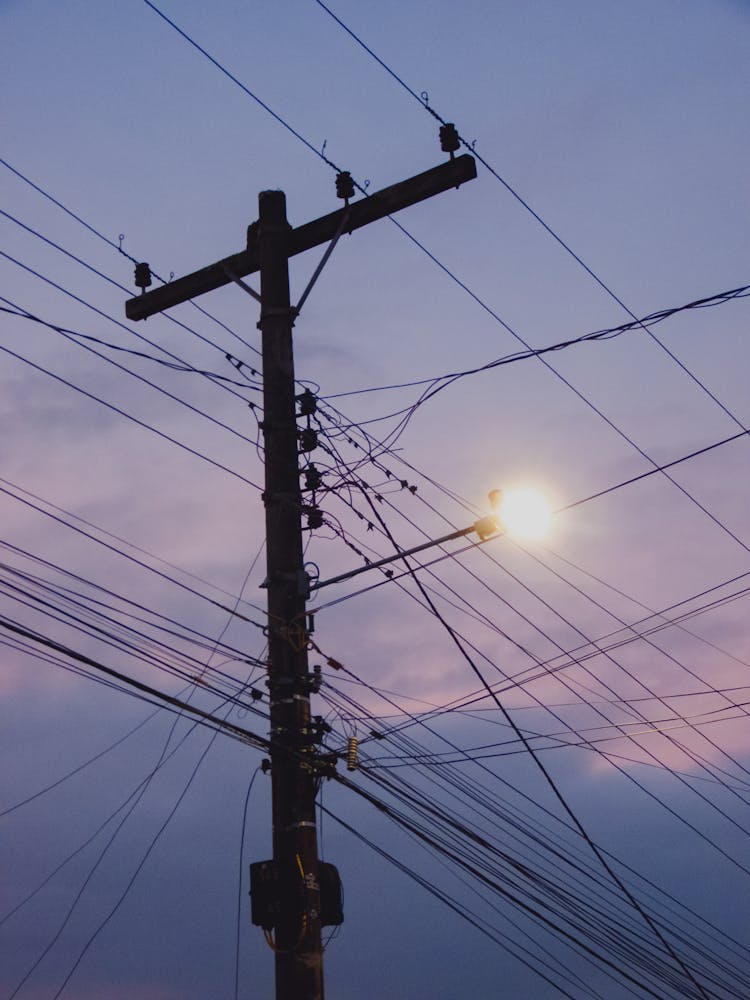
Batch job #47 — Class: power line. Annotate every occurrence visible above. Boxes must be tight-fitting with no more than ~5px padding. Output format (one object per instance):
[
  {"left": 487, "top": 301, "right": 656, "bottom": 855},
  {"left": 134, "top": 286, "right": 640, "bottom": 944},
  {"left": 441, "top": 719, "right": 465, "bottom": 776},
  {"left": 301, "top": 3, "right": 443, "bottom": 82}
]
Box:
[
  {"left": 0, "top": 302, "right": 259, "bottom": 390},
  {"left": 4, "top": 532, "right": 269, "bottom": 994},
  {"left": 318, "top": 674, "right": 750, "bottom": 995},
  {"left": 135, "top": 0, "right": 750, "bottom": 598},
  {"left": 334, "top": 771, "right": 702, "bottom": 999},
  {"left": 319, "top": 654, "right": 750, "bottom": 971},
  {"left": 379, "top": 568, "right": 750, "bottom": 740},
  {"left": 310, "top": 411, "right": 750, "bottom": 883},
  {"left": 0, "top": 295, "right": 261, "bottom": 446},
  {"left": 311, "top": 0, "right": 749, "bottom": 439},
  {"left": 0, "top": 702, "right": 163, "bottom": 819},
  {"left": 323, "top": 282, "right": 750, "bottom": 401},
  {"left": 0, "top": 475, "right": 267, "bottom": 616},
  {"left": 0, "top": 616, "right": 270, "bottom": 750},
  {"left": 0, "top": 243, "right": 260, "bottom": 403},
  {"left": 310, "top": 432, "right": 750, "bottom": 825},
  {"left": 330, "top": 503, "right": 711, "bottom": 995},
  {"left": 0, "top": 573, "right": 264, "bottom": 713},
  {"left": 8, "top": 9, "right": 746, "bottom": 993},
  {"left": 235, "top": 767, "right": 262, "bottom": 1000},
  {"left": 0, "top": 333, "right": 261, "bottom": 489},
  {"left": 0, "top": 156, "right": 261, "bottom": 358}
]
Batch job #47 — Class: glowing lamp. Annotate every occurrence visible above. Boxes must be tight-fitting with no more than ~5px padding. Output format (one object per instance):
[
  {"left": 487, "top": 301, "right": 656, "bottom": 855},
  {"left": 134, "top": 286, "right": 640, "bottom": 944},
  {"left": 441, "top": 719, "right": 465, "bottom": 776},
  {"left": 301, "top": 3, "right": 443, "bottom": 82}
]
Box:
[{"left": 490, "top": 487, "right": 551, "bottom": 542}]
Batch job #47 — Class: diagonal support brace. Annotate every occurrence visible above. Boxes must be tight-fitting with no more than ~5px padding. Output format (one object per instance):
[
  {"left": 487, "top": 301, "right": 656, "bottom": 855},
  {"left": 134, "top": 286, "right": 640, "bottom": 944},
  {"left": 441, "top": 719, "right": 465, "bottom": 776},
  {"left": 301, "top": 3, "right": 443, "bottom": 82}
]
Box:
[{"left": 293, "top": 210, "right": 350, "bottom": 320}]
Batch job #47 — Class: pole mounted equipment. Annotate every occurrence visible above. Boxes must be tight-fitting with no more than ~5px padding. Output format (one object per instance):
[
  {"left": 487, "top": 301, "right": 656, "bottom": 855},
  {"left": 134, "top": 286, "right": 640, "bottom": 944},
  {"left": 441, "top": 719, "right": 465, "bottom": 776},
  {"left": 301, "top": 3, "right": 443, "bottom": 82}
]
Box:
[
  {"left": 297, "top": 388, "right": 318, "bottom": 417},
  {"left": 134, "top": 261, "right": 152, "bottom": 293},
  {"left": 346, "top": 736, "right": 359, "bottom": 771},
  {"left": 439, "top": 123, "right": 460, "bottom": 159},
  {"left": 303, "top": 465, "right": 323, "bottom": 492},
  {"left": 123, "top": 152, "right": 476, "bottom": 1000},
  {"left": 335, "top": 170, "right": 355, "bottom": 204}
]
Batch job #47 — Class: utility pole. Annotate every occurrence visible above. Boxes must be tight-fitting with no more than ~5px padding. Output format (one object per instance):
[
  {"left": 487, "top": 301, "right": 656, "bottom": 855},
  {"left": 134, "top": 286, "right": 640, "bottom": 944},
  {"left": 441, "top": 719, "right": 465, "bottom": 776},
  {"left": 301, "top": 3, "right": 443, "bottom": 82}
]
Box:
[
  {"left": 125, "top": 140, "right": 476, "bottom": 1000},
  {"left": 257, "top": 188, "right": 324, "bottom": 995}
]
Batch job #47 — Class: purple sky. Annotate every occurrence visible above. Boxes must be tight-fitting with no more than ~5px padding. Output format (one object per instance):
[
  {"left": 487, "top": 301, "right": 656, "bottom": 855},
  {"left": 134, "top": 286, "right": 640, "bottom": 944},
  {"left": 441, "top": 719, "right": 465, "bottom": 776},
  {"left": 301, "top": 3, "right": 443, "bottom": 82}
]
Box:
[{"left": 2, "top": 1, "right": 750, "bottom": 997}]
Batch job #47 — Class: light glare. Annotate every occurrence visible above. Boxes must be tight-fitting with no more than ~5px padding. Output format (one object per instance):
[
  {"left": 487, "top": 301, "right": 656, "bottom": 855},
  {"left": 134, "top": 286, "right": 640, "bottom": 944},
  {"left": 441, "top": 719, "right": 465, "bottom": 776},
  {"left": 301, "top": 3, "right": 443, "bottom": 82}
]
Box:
[{"left": 496, "top": 488, "right": 551, "bottom": 541}]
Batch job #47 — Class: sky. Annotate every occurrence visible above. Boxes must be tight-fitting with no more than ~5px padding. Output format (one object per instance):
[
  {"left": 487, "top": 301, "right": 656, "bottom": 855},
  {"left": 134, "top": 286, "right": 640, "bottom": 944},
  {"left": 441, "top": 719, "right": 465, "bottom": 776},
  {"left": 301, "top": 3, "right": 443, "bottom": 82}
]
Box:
[{"left": 1, "top": 1, "right": 750, "bottom": 997}]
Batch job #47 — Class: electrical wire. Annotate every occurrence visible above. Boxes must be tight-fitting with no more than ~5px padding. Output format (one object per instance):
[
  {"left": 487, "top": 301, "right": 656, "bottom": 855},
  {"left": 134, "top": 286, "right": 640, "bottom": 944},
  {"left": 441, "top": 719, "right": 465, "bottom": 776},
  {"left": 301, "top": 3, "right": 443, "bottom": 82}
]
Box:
[
  {"left": 0, "top": 244, "right": 260, "bottom": 404},
  {"left": 0, "top": 336, "right": 260, "bottom": 488},
  {"left": 138, "top": 0, "right": 750, "bottom": 599},
  {"left": 235, "top": 767, "right": 262, "bottom": 1000},
  {"left": 0, "top": 156, "right": 261, "bottom": 358},
  {"left": 0, "top": 294, "right": 261, "bottom": 446},
  {"left": 311, "top": 0, "right": 750, "bottom": 444},
  {"left": 0, "top": 302, "right": 259, "bottom": 389},
  {"left": 324, "top": 283, "right": 750, "bottom": 400},
  {"left": 7, "top": 10, "right": 748, "bottom": 992},
  {"left": 318, "top": 499, "right": 715, "bottom": 995},
  {"left": 0, "top": 475, "right": 267, "bottom": 617}
]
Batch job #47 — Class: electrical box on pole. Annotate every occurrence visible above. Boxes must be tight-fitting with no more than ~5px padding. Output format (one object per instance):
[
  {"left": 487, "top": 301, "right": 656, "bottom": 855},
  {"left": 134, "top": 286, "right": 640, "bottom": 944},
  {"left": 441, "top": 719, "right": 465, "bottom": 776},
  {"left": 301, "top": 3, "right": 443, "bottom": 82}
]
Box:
[
  {"left": 124, "top": 141, "right": 476, "bottom": 1000},
  {"left": 250, "top": 860, "right": 344, "bottom": 931}
]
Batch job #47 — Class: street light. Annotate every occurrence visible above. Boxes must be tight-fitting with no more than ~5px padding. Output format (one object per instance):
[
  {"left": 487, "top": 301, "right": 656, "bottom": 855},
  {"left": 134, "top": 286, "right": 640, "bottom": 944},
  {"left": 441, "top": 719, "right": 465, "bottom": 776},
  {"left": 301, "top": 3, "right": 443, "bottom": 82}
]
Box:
[
  {"left": 310, "top": 487, "right": 552, "bottom": 593},
  {"left": 489, "top": 487, "right": 552, "bottom": 542}
]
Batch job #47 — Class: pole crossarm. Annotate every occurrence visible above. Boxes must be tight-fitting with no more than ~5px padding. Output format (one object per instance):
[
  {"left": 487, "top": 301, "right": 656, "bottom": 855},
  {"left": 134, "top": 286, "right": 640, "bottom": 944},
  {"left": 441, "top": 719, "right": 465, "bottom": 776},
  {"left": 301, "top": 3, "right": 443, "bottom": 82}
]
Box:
[{"left": 125, "top": 154, "right": 476, "bottom": 321}]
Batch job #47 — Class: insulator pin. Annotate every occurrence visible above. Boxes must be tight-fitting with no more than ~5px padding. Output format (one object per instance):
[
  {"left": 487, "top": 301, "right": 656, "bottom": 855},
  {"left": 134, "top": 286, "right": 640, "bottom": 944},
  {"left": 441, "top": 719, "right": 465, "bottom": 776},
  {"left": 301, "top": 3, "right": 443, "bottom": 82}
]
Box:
[
  {"left": 307, "top": 507, "right": 324, "bottom": 530},
  {"left": 346, "top": 737, "right": 358, "bottom": 771},
  {"left": 297, "top": 388, "right": 318, "bottom": 416},
  {"left": 134, "top": 262, "right": 152, "bottom": 290},
  {"left": 439, "top": 123, "right": 460, "bottom": 156},
  {"left": 336, "top": 171, "right": 355, "bottom": 201},
  {"left": 299, "top": 428, "right": 318, "bottom": 453},
  {"left": 304, "top": 465, "right": 323, "bottom": 491},
  {"left": 307, "top": 508, "right": 323, "bottom": 529}
]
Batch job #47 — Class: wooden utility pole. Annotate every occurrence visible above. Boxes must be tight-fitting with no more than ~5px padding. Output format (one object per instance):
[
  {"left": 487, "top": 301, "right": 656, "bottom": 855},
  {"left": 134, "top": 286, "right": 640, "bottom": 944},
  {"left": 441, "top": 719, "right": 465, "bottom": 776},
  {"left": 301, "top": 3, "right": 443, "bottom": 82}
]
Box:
[
  {"left": 125, "top": 148, "right": 476, "bottom": 1000},
  {"left": 257, "top": 188, "right": 324, "bottom": 995}
]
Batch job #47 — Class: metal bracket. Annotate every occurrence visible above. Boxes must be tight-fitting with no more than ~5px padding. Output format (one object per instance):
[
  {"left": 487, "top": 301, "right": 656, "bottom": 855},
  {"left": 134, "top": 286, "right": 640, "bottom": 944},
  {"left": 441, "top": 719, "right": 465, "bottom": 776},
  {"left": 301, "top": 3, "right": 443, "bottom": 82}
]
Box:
[
  {"left": 293, "top": 208, "right": 351, "bottom": 320},
  {"left": 222, "top": 263, "right": 262, "bottom": 303}
]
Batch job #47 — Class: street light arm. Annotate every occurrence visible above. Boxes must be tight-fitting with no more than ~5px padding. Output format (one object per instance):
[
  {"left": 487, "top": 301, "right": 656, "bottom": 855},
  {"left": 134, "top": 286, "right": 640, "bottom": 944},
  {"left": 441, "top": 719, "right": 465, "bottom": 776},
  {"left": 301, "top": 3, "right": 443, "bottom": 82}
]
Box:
[{"left": 309, "top": 516, "right": 499, "bottom": 592}]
